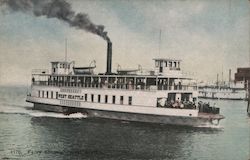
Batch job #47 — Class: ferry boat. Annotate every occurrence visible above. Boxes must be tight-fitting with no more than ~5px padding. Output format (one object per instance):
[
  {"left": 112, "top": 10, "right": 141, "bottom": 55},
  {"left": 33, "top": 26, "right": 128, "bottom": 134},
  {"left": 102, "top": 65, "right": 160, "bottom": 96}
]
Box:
[
  {"left": 26, "top": 41, "right": 224, "bottom": 127},
  {"left": 198, "top": 81, "right": 247, "bottom": 100}
]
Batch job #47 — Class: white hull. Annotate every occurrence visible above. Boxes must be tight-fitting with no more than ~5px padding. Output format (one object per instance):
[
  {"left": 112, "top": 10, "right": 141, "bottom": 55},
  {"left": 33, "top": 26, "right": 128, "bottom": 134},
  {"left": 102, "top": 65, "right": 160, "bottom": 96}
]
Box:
[
  {"left": 27, "top": 95, "right": 199, "bottom": 118},
  {"left": 26, "top": 85, "right": 223, "bottom": 127}
]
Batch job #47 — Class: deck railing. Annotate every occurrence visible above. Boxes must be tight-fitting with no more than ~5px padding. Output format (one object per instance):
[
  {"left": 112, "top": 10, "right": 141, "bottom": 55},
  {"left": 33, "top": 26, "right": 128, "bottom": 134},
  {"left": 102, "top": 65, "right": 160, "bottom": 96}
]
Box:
[{"left": 32, "top": 81, "right": 198, "bottom": 91}]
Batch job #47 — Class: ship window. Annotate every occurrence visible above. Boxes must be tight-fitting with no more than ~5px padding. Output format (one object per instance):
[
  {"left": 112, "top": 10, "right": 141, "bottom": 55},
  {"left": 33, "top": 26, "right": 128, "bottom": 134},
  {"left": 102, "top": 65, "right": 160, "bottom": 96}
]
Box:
[
  {"left": 159, "top": 66, "right": 163, "bottom": 73},
  {"left": 165, "top": 62, "right": 168, "bottom": 67},
  {"left": 91, "top": 94, "right": 94, "bottom": 102},
  {"left": 38, "top": 90, "right": 40, "bottom": 97},
  {"left": 56, "top": 92, "right": 58, "bottom": 99},
  {"left": 85, "top": 94, "right": 87, "bottom": 101},
  {"left": 105, "top": 95, "right": 108, "bottom": 103},
  {"left": 120, "top": 96, "right": 124, "bottom": 105},
  {"left": 42, "top": 91, "right": 44, "bottom": 98},
  {"left": 128, "top": 96, "right": 132, "bottom": 105},
  {"left": 98, "top": 95, "right": 101, "bottom": 103},
  {"left": 112, "top": 96, "right": 115, "bottom": 104},
  {"left": 51, "top": 91, "right": 53, "bottom": 99},
  {"left": 155, "top": 61, "right": 159, "bottom": 67},
  {"left": 47, "top": 91, "right": 49, "bottom": 98}
]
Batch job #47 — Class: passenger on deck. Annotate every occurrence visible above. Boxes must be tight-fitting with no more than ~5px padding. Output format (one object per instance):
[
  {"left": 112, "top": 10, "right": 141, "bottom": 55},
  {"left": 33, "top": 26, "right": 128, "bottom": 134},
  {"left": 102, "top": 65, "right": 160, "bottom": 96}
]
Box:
[
  {"left": 104, "top": 80, "right": 108, "bottom": 89},
  {"left": 113, "top": 80, "right": 117, "bottom": 88},
  {"left": 128, "top": 81, "right": 133, "bottom": 90},
  {"left": 180, "top": 103, "right": 184, "bottom": 109}
]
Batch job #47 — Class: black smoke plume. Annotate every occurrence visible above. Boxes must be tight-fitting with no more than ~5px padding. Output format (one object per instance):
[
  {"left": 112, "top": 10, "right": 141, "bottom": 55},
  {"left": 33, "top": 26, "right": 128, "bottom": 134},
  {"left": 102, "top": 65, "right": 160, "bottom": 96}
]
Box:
[{"left": 0, "top": 0, "right": 110, "bottom": 41}]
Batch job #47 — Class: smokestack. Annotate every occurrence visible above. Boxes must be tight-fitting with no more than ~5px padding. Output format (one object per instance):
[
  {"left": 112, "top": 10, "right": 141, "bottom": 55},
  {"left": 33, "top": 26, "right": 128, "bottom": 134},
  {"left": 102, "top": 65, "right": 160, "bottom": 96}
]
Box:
[
  {"left": 229, "top": 69, "right": 231, "bottom": 83},
  {"left": 216, "top": 73, "right": 219, "bottom": 87},
  {"left": 106, "top": 40, "right": 112, "bottom": 74}
]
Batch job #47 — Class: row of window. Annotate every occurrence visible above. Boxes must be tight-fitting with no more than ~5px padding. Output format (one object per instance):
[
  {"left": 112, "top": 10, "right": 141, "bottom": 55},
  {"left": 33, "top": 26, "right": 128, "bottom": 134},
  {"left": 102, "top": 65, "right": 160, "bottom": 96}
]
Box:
[
  {"left": 38, "top": 90, "right": 58, "bottom": 99},
  {"left": 155, "top": 61, "right": 180, "bottom": 68},
  {"left": 37, "top": 90, "right": 133, "bottom": 105},
  {"left": 88, "top": 94, "right": 132, "bottom": 105},
  {"left": 52, "top": 63, "right": 70, "bottom": 69}
]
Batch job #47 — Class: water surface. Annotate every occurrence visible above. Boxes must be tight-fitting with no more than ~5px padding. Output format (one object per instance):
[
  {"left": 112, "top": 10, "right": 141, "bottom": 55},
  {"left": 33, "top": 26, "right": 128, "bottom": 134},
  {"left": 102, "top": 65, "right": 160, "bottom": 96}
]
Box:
[{"left": 0, "top": 86, "right": 249, "bottom": 159}]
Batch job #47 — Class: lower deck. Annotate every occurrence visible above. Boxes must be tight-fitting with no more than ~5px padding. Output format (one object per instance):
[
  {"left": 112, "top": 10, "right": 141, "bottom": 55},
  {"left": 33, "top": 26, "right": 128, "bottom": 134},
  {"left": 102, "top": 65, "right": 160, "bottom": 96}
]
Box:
[
  {"left": 27, "top": 85, "right": 223, "bottom": 121},
  {"left": 27, "top": 95, "right": 199, "bottom": 117}
]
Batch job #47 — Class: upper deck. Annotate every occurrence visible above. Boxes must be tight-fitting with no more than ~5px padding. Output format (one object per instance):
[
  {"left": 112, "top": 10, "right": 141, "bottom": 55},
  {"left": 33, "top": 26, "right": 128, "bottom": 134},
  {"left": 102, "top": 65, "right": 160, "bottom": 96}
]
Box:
[
  {"left": 31, "top": 58, "right": 197, "bottom": 92},
  {"left": 31, "top": 73, "right": 198, "bottom": 92}
]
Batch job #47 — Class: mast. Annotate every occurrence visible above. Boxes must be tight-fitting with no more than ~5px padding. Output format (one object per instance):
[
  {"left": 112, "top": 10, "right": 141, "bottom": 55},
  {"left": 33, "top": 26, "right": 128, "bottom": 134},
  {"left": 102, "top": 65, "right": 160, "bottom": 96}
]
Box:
[
  {"left": 158, "top": 29, "right": 162, "bottom": 57},
  {"left": 222, "top": 65, "right": 224, "bottom": 86},
  {"left": 216, "top": 73, "right": 219, "bottom": 88},
  {"left": 65, "top": 38, "right": 68, "bottom": 62},
  {"left": 229, "top": 69, "right": 231, "bottom": 86}
]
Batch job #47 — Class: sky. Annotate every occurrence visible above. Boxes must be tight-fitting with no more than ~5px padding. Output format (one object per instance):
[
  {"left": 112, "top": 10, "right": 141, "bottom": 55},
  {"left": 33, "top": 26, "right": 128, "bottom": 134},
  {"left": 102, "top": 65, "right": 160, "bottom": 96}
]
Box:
[{"left": 0, "top": 0, "right": 249, "bottom": 86}]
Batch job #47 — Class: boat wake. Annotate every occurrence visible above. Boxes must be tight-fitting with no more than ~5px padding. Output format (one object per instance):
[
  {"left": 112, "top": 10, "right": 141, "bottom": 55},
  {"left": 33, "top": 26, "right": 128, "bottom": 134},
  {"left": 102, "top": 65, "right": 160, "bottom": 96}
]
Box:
[
  {"left": 0, "top": 103, "right": 87, "bottom": 119},
  {"left": 29, "top": 112, "right": 87, "bottom": 119}
]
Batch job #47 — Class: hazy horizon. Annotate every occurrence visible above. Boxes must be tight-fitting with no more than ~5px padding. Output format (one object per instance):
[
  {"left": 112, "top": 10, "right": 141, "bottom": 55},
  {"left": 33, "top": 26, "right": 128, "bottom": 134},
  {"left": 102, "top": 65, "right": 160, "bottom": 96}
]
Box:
[{"left": 0, "top": 0, "right": 249, "bottom": 86}]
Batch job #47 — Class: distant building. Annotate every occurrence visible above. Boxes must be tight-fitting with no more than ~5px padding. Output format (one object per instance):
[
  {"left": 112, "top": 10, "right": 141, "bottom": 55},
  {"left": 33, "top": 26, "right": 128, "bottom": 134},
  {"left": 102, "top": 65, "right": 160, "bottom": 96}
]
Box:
[
  {"left": 235, "top": 67, "right": 250, "bottom": 88},
  {"left": 235, "top": 68, "right": 250, "bottom": 100}
]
